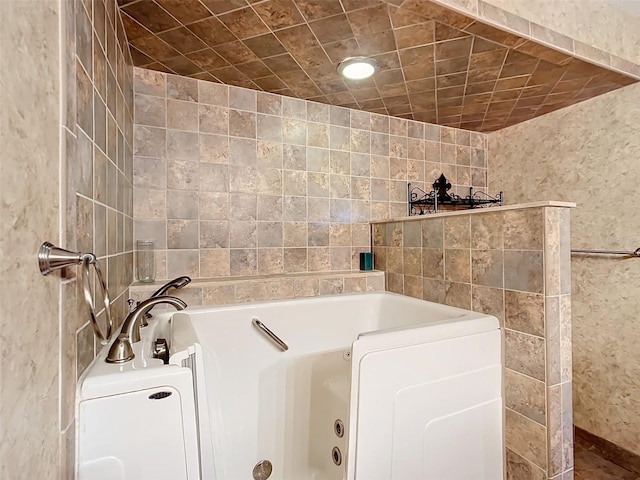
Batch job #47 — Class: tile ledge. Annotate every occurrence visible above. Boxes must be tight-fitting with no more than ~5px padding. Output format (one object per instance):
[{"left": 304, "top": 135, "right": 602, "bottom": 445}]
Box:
[
  {"left": 371, "top": 201, "right": 576, "bottom": 223},
  {"left": 131, "top": 270, "right": 384, "bottom": 289}
]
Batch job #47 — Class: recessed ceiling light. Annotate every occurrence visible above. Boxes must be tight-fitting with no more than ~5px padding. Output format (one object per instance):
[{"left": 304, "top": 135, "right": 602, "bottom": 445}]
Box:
[{"left": 337, "top": 56, "right": 378, "bottom": 80}]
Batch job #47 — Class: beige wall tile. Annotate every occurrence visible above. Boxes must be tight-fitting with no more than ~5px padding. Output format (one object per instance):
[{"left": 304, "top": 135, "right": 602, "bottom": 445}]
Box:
[
  {"left": 504, "top": 250, "right": 544, "bottom": 294},
  {"left": 505, "top": 290, "right": 545, "bottom": 337},
  {"left": 505, "top": 368, "right": 546, "bottom": 426},
  {"left": 505, "top": 409, "right": 547, "bottom": 471},
  {"left": 505, "top": 329, "right": 546, "bottom": 381}
]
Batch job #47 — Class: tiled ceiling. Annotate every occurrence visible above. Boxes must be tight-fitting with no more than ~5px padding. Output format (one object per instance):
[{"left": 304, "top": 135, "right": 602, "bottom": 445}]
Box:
[{"left": 118, "top": 0, "right": 637, "bottom": 131}]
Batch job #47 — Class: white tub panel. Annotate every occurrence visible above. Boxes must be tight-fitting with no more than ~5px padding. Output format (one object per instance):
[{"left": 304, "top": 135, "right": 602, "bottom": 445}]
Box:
[{"left": 349, "top": 329, "right": 502, "bottom": 480}]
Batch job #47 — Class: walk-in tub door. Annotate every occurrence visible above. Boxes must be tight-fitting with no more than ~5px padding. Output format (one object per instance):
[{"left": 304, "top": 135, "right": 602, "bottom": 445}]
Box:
[{"left": 346, "top": 325, "right": 504, "bottom": 480}]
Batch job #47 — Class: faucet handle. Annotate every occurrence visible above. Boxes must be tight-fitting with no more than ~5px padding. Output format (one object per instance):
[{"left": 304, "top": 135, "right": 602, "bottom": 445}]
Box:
[{"left": 127, "top": 298, "right": 137, "bottom": 313}]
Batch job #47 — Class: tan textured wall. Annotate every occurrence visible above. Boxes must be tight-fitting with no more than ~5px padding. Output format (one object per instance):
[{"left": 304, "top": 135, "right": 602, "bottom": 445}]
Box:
[
  {"left": 132, "top": 68, "right": 488, "bottom": 281},
  {"left": 1, "top": 1, "right": 133, "bottom": 478},
  {"left": 488, "top": 83, "right": 640, "bottom": 455},
  {"left": 0, "top": 1, "right": 61, "bottom": 478},
  {"left": 372, "top": 206, "right": 573, "bottom": 480}
]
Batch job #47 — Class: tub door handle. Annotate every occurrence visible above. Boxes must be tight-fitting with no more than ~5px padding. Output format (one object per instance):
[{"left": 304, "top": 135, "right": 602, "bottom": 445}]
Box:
[{"left": 252, "top": 318, "right": 289, "bottom": 352}]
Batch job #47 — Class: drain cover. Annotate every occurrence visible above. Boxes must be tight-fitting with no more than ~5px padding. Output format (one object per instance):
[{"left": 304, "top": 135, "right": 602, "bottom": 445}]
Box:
[{"left": 253, "top": 460, "right": 273, "bottom": 480}]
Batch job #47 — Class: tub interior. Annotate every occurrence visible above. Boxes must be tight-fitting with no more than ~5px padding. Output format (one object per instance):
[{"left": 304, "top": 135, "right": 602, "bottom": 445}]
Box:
[{"left": 169, "top": 292, "right": 499, "bottom": 480}]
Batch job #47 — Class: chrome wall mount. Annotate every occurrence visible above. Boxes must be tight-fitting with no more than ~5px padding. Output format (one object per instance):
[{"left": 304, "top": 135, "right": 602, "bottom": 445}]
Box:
[
  {"left": 571, "top": 248, "right": 640, "bottom": 257},
  {"left": 39, "top": 242, "right": 113, "bottom": 344}
]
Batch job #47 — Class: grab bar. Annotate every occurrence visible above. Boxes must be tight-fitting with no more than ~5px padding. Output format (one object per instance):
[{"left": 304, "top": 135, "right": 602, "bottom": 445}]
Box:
[
  {"left": 252, "top": 318, "right": 288, "bottom": 352},
  {"left": 571, "top": 248, "right": 640, "bottom": 257}
]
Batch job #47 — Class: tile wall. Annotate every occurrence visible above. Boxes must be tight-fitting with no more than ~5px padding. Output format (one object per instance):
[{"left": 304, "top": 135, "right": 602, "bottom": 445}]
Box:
[
  {"left": 59, "top": 0, "right": 134, "bottom": 477},
  {"left": 372, "top": 205, "right": 573, "bottom": 480},
  {"left": 133, "top": 67, "right": 488, "bottom": 281}
]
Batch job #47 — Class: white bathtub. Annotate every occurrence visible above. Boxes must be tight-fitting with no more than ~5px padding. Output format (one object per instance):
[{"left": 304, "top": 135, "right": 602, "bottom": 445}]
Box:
[{"left": 166, "top": 292, "right": 504, "bottom": 480}]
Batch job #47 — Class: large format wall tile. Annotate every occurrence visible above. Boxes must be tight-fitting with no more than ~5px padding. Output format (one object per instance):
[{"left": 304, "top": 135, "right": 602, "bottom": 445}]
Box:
[{"left": 133, "top": 67, "right": 489, "bottom": 281}]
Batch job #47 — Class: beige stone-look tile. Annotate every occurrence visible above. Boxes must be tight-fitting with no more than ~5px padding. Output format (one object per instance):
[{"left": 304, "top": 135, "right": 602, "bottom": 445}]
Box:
[
  {"left": 166, "top": 160, "right": 198, "bottom": 190},
  {"left": 167, "top": 74, "right": 198, "bottom": 102},
  {"left": 229, "top": 192, "right": 257, "bottom": 221},
  {"left": 558, "top": 209, "right": 571, "bottom": 295},
  {"left": 403, "top": 275, "right": 423, "bottom": 299},
  {"left": 320, "top": 277, "right": 344, "bottom": 295},
  {"left": 505, "top": 409, "right": 548, "bottom": 471},
  {"left": 228, "top": 137, "right": 257, "bottom": 167},
  {"left": 166, "top": 189, "right": 198, "bottom": 219},
  {"left": 200, "top": 220, "right": 230, "bottom": 249},
  {"left": 351, "top": 129, "right": 370, "bottom": 154},
  {"left": 167, "top": 249, "right": 199, "bottom": 279},
  {"left": 506, "top": 448, "right": 547, "bottom": 480},
  {"left": 308, "top": 246, "right": 331, "bottom": 271},
  {"left": 544, "top": 294, "right": 559, "bottom": 387},
  {"left": 444, "top": 215, "right": 470, "bottom": 248},
  {"left": 167, "top": 220, "right": 198, "bottom": 249},
  {"left": 547, "top": 384, "right": 563, "bottom": 477},
  {"left": 230, "top": 248, "right": 257, "bottom": 276},
  {"left": 199, "top": 104, "right": 228, "bottom": 134},
  {"left": 386, "top": 272, "right": 404, "bottom": 294},
  {"left": 199, "top": 81, "right": 228, "bottom": 106},
  {"left": 229, "top": 109, "right": 256, "bottom": 138},
  {"left": 257, "top": 221, "right": 283, "bottom": 248},
  {"left": 134, "top": 125, "right": 166, "bottom": 158},
  {"left": 471, "top": 285, "right": 504, "bottom": 325},
  {"left": 257, "top": 248, "right": 284, "bottom": 274},
  {"left": 504, "top": 250, "right": 544, "bottom": 294},
  {"left": 307, "top": 102, "right": 328, "bottom": 123},
  {"left": 472, "top": 249, "right": 503, "bottom": 288},
  {"left": 471, "top": 212, "right": 503, "bottom": 249},
  {"left": 307, "top": 122, "right": 329, "bottom": 148},
  {"left": 373, "top": 246, "right": 387, "bottom": 270},
  {"left": 505, "top": 368, "right": 546, "bottom": 426},
  {"left": 401, "top": 221, "right": 420, "bottom": 247},
  {"left": 293, "top": 276, "right": 320, "bottom": 297},
  {"left": 230, "top": 221, "right": 257, "bottom": 248},
  {"left": 257, "top": 140, "right": 282, "bottom": 168},
  {"left": 133, "top": 188, "right": 166, "bottom": 219},
  {"left": 257, "top": 114, "right": 282, "bottom": 142},
  {"left": 202, "top": 284, "right": 235, "bottom": 304},
  {"left": 504, "top": 208, "right": 544, "bottom": 250},
  {"left": 422, "top": 218, "right": 444, "bottom": 248},
  {"left": 505, "top": 290, "right": 545, "bottom": 337},
  {"left": 345, "top": 276, "right": 367, "bottom": 293},
  {"left": 167, "top": 99, "right": 198, "bottom": 131},
  {"left": 445, "top": 248, "right": 471, "bottom": 283},
  {"left": 134, "top": 93, "right": 165, "bottom": 127},
  {"left": 505, "top": 329, "right": 546, "bottom": 381},
  {"left": 330, "top": 246, "right": 351, "bottom": 270},
  {"left": 282, "top": 118, "right": 307, "bottom": 145},
  {"left": 366, "top": 274, "right": 385, "bottom": 292},
  {"left": 265, "top": 278, "right": 295, "bottom": 300},
  {"left": 423, "top": 278, "right": 446, "bottom": 303},
  {"left": 200, "top": 249, "right": 230, "bottom": 277},
  {"left": 258, "top": 194, "right": 283, "bottom": 221},
  {"left": 235, "top": 281, "right": 267, "bottom": 303},
  {"left": 284, "top": 247, "right": 308, "bottom": 272},
  {"left": 330, "top": 125, "right": 350, "bottom": 151},
  {"left": 387, "top": 246, "right": 403, "bottom": 274},
  {"left": 199, "top": 133, "right": 229, "bottom": 164},
  {"left": 167, "top": 129, "right": 199, "bottom": 161},
  {"left": 559, "top": 295, "right": 571, "bottom": 383},
  {"left": 444, "top": 281, "right": 471, "bottom": 309},
  {"left": 403, "top": 247, "right": 422, "bottom": 276},
  {"left": 390, "top": 157, "right": 407, "bottom": 180},
  {"left": 135, "top": 67, "right": 166, "bottom": 96},
  {"left": 229, "top": 86, "right": 256, "bottom": 111}
]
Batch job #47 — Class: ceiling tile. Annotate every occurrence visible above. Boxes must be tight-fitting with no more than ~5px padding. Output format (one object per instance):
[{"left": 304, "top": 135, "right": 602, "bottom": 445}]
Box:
[
  {"left": 119, "top": 0, "right": 638, "bottom": 131},
  {"left": 187, "top": 17, "right": 237, "bottom": 47},
  {"left": 252, "top": 0, "right": 306, "bottom": 30},
  {"left": 294, "top": 0, "right": 344, "bottom": 21},
  {"left": 308, "top": 14, "right": 355, "bottom": 44},
  {"left": 243, "top": 33, "right": 287, "bottom": 58},
  {"left": 219, "top": 7, "right": 271, "bottom": 38},
  {"left": 155, "top": 0, "right": 213, "bottom": 24},
  {"left": 121, "top": 1, "right": 180, "bottom": 33}
]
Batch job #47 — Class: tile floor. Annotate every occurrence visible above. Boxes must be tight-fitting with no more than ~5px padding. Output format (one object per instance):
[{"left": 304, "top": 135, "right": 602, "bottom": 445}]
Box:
[{"left": 574, "top": 440, "right": 640, "bottom": 480}]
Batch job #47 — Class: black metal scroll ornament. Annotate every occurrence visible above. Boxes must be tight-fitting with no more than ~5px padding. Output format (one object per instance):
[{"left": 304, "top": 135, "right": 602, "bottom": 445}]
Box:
[{"left": 408, "top": 174, "right": 503, "bottom": 215}]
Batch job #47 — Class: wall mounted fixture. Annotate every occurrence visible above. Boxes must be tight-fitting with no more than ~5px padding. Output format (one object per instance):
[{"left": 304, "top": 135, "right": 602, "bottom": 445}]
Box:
[
  {"left": 408, "top": 174, "right": 503, "bottom": 215},
  {"left": 337, "top": 56, "right": 378, "bottom": 80}
]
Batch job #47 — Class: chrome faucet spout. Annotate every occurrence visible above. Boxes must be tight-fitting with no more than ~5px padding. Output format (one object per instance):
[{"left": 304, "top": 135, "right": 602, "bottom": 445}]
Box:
[
  {"left": 105, "top": 296, "right": 187, "bottom": 364},
  {"left": 150, "top": 276, "right": 191, "bottom": 298}
]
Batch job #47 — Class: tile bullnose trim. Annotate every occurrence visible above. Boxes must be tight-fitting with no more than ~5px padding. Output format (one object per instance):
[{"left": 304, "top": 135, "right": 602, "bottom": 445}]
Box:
[{"left": 371, "top": 201, "right": 576, "bottom": 223}]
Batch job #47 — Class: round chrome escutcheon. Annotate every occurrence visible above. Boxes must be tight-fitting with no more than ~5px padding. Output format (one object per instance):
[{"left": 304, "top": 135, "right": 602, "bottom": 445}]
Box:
[{"left": 253, "top": 460, "right": 273, "bottom": 480}]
